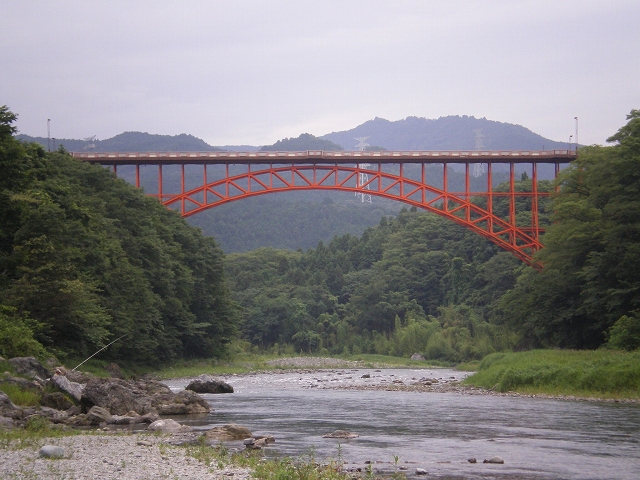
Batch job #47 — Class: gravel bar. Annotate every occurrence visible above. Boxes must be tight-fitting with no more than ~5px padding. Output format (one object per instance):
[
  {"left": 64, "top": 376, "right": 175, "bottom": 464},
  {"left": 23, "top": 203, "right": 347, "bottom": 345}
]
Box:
[{"left": 0, "top": 432, "right": 251, "bottom": 480}]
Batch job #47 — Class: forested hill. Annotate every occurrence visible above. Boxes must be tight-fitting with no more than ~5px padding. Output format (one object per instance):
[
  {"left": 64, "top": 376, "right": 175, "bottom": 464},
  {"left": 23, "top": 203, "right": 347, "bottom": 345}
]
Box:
[
  {"left": 321, "top": 115, "right": 568, "bottom": 151},
  {"left": 260, "top": 133, "right": 343, "bottom": 151},
  {"left": 17, "top": 131, "right": 223, "bottom": 153},
  {"left": 1, "top": 107, "right": 238, "bottom": 365}
]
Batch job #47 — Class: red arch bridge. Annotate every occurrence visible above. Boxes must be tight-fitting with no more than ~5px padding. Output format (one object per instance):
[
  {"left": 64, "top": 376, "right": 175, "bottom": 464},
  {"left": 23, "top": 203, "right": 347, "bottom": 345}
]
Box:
[{"left": 71, "top": 150, "right": 576, "bottom": 267}]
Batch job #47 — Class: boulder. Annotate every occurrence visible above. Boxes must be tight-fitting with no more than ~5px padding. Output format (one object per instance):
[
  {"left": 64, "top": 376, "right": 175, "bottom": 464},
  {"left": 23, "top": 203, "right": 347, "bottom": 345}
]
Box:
[
  {"left": 105, "top": 363, "right": 124, "bottom": 379},
  {"left": 84, "top": 405, "right": 112, "bottom": 425},
  {"left": 8, "top": 357, "right": 51, "bottom": 380},
  {"left": 39, "top": 445, "right": 65, "bottom": 458},
  {"left": 0, "top": 391, "right": 24, "bottom": 420},
  {"left": 205, "top": 424, "right": 253, "bottom": 441},
  {"left": 483, "top": 457, "right": 505, "bottom": 464},
  {"left": 81, "top": 377, "right": 155, "bottom": 415},
  {"left": 34, "top": 407, "right": 70, "bottom": 424},
  {"left": 322, "top": 430, "right": 359, "bottom": 439},
  {"left": 0, "top": 415, "right": 15, "bottom": 429},
  {"left": 51, "top": 373, "right": 84, "bottom": 401},
  {"left": 149, "top": 389, "right": 209, "bottom": 415},
  {"left": 40, "top": 392, "right": 74, "bottom": 411},
  {"left": 415, "top": 468, "right": 428, "bottom": 475},
  {"left": 410, "top": 353, "right": 425, "bottom": 361},
  {"left": 254, "top": 435, "right": 275, "bottom": 447},
  {"left": 148, "top": 418, "right": 193, "bottom": 433},
  {"left": 186, "top": 375, "right": 234, "bottom": 394},
  {"left": 1, "top": 374, "right": 44, "bottom": 393}
]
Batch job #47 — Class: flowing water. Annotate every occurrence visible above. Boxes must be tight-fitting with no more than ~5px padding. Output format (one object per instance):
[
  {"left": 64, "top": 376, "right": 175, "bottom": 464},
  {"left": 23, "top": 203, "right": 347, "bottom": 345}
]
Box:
[{"left": 165, "top": 368, "right": 640, "bottom": 479}]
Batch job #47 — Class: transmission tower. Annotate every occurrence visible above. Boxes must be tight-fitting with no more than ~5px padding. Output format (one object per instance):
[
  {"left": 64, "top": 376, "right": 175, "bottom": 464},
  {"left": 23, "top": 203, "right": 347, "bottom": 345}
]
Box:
[
  {"left": 472, "top": 129, "right": 485, "bottom": 177},
  {"left": 354, "top": 137, "right": 372, "bottom": 203},
  {"left": 83, "top": 135, "right": 97, "bottom": 151}
]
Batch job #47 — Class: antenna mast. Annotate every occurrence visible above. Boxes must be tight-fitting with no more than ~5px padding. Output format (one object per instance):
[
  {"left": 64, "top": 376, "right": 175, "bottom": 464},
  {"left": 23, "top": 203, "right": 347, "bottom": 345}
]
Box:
[{"left": 354, "top": 137, "right": 372, "bottom": 203}]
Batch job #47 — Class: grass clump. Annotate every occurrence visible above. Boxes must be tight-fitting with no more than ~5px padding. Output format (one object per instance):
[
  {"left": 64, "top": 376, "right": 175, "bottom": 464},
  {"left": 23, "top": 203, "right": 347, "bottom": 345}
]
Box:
[
  {"left": 0, "top": 383, "right": 41, "bottom": 407},
  {"left": 0, "top": 416, "right": 78, "bottom": 449},
  {"left": 185, "top": 438, "right": 370, "bottom": 480},
  {"left": 345, "top": 353, "right": 449, "bottom": 368},
  {"left": 463, "top": 349, "right": 640, "bottom": 399}
]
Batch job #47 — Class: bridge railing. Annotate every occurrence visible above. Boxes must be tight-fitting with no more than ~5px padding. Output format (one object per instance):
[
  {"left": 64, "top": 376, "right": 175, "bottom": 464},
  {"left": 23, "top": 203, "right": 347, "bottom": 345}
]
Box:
[{"left": 71, "top": 150, "right": 576, "bottom": 164}]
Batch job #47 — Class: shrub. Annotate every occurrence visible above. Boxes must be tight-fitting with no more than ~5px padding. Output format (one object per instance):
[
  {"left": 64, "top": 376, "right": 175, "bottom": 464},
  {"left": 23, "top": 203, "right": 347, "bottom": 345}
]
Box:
[
  {"left": 0, "top": 306, "right": 47, "bottom": 359},
  {"left": 606, "top": 313, "right": 640, "bottom": 351}
]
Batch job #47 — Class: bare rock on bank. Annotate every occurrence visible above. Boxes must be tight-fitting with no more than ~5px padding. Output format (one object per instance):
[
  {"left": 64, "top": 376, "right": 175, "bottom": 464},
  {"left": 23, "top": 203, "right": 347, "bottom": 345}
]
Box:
[
  {"left": 8, "top": 356, "right": 51, "bottom": 380},
  {"left": 186, "top": 375, "right": 234, "bottom": 394},
  {"left": 0, "top": 391, "right": 23, "bottom": 420},
  {"left": 81, "top": 378, "right": 156, "bottom": 415},
  {"left": 484, "top": 456, "right": 505, "bottom": 464},
  {"left": 81, "top": 377, "right": 210, "bottom": 416},
  {"left": 148, "top": 418, "right": 193, "bottom": 433},
  {"left": 410, "top": 353, "right": 425, "bottom": 361},
  {"left": 51, "top": 373, "right": 84, "bottom": 402},
  {"left": 322, "top": 430, "right": 359, "bottom": 439},
  {"left": 39, "top": 445, "right": 66, "bottom": 458},
  {"left": 205, "top": 424, "right": 253, "bottom": 441}
]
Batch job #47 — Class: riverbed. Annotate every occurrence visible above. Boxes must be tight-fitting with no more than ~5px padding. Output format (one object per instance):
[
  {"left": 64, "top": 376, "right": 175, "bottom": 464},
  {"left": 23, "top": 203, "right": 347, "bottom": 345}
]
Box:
[{"left": 166, "top": 368, "right": 640, "bottom": 479}]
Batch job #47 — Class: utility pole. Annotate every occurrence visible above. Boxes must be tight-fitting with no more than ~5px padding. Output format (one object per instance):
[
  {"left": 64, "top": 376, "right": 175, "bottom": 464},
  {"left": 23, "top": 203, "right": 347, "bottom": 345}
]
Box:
[
  {"left": 47, "top": 119, "right": 51, "bottom": 152},
  {"left": 574, "top": 117, "right": 578, "bottom": 153}
]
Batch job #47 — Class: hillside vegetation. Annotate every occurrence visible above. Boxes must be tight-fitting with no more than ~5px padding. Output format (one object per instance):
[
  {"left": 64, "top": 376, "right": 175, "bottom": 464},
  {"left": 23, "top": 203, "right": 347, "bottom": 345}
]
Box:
[{"left": 1, "top": 107, "right": 238, "bottom": 365}]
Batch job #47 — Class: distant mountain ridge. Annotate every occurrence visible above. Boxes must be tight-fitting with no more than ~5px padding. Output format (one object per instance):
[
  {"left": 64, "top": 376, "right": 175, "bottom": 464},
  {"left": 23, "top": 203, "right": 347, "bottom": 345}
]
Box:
[
  {"left": 18, "top": 114, "right": 569, "bottom": 153},
  {"left": 320, "top": 115, "right": 568, "bottom": 151},
  {"left": 17, "top": 131, "right": 223, "bottom": 153}
]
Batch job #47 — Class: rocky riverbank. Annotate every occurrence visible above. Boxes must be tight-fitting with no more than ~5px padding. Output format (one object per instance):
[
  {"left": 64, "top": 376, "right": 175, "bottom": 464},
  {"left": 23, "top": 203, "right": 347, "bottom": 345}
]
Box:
[{"left": 0, "top": 431, "right": 251, "bottom": 480}]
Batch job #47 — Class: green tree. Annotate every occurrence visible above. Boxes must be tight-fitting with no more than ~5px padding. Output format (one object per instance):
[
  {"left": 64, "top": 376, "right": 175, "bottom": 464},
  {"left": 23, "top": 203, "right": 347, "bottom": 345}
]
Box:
[{"left": 501, "top": 110, "right": 640, "bottom": 348}]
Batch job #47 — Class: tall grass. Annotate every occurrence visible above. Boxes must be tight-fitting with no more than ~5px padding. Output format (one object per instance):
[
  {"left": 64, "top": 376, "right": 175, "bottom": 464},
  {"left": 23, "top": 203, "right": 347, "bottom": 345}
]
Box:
[
  {"left": 463, "top": 349, "right": 640, "bottom": 398},
  {"left": 0, "top": 383, "right": 41, "bottom": 406},
  {"left": 0, "top": 416, "right": 78, "bottom": 449}
]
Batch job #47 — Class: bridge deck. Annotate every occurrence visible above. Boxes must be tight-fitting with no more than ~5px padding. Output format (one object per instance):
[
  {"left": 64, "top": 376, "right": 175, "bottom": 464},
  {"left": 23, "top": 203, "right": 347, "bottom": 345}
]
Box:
[{"left": 71, "top": 150, "right": 576, "bottom": 165}]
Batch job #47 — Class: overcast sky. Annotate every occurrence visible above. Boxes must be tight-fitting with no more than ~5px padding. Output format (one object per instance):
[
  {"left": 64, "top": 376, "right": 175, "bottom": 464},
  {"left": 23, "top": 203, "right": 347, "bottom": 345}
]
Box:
[{"left": 2, "top": 1, "right": 639, "bottom": 147}]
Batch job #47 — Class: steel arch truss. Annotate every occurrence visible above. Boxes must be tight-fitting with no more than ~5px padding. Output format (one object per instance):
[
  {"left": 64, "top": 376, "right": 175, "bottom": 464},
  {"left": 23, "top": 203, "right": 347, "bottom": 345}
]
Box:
[{"left": 148, "top": 162, "right": 549, "bottom": 266}]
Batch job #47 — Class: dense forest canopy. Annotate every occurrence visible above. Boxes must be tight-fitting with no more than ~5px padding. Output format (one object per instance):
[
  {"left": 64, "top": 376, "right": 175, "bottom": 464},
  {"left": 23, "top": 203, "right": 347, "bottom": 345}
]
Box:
[{"left": 0, "top": 106, "right": 238, "bottom": 364}]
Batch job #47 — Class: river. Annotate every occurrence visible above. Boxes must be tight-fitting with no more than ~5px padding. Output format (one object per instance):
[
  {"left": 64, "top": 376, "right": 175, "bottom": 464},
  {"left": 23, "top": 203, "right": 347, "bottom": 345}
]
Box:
[{"left": 165, "top": 368, "right": 640, "bottom": 479}]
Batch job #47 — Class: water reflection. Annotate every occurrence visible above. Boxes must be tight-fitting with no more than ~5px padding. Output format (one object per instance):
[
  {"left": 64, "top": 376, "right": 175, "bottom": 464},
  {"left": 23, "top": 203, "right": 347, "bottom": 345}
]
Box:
[{"left": 166, "top": 369, "right": 640, "bottom": 479}]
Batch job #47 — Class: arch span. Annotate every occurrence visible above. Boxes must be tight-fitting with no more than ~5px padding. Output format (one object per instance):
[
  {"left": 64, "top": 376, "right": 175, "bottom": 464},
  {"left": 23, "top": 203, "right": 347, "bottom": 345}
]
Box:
[{"left": 153, "top": 163, "right": 548, "bottom": 266}]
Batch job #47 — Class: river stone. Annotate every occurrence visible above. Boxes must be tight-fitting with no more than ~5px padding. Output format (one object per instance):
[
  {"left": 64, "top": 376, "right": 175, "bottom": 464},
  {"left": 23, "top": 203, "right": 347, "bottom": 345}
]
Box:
[
  {"left": 40, "top": 391, "right": 74, "bottom": 411},
  {"left": 84, "top": 405, "right": 112, "bottom": 425},
  {"left": 322, "top": 430, "right": 359, "bottom": 439},
  {"left": 8, "top": 357, "right": 51, "bottom": 380},
  {"left": 186, "top": 375, "right": 234, "bottom": 394},
  {"left": 39, "top": 445, "right": 65, "bottom": 458},
  {"left": 483, "top": 456, "right": 504, "bottom": 464},
  {"left": 105, "top": 363, "right": 124, "bottom": 379},
  {"left": 467, "top": 458, "right": 477, "bottom": 463},
  {"left": 254, "top": 435, "right": 275, "bottom": 447},
  {"left": 0, "top": 415, "right": 15, "bottom": 429},
  {"left": 415, "top": 468, "right": 428, "bottom": 475},
  {"left": 205, "top": 424, "right": 253, "bottom": 441},
  {"left": 361, "top": 374, "right": 370, "bottom": 378},
  {"left": 148, "top": 418, "right": 193, "bottom": 433},
  {"left": 35, "top": 406, "right": 71, "bottom": 424}
]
